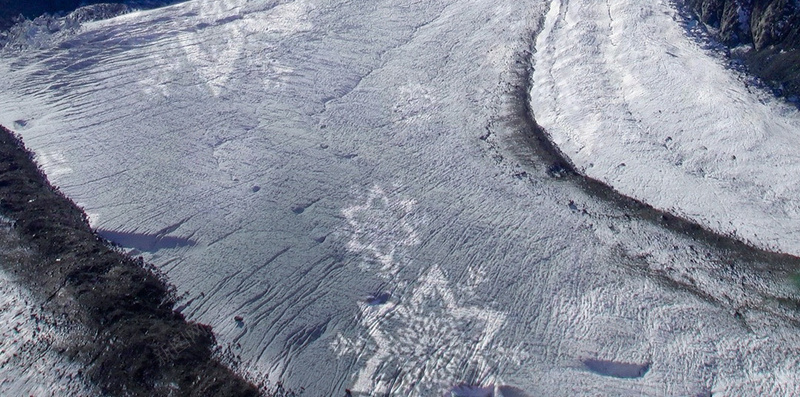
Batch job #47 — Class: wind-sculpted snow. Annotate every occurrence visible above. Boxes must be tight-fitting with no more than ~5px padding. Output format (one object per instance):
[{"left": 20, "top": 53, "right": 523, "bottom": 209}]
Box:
[
  {"left": 531, "top": 0, "right": 800, "bottom": 256},
  {"left": 1, "top": 0, "right": 800, "bottom": 395}
]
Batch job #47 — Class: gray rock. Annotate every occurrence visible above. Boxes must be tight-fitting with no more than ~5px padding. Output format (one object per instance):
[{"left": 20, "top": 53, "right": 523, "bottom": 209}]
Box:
[{"left": 684, "top": 0, "right": 800, "bottom": 101}]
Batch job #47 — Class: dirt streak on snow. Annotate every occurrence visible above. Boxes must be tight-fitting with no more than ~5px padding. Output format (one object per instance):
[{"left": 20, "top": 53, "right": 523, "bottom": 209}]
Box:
[{"left": 0, "top": 228, "right": 94, "bottom": 396}]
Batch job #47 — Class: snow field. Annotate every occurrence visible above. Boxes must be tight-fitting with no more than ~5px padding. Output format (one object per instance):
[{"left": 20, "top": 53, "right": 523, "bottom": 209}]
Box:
[
  {"left": 0, "top": 0, "right": 799, "bottom": 394},
  {"left": 531, "top": 0, "right": 800, "bottom": 255}
]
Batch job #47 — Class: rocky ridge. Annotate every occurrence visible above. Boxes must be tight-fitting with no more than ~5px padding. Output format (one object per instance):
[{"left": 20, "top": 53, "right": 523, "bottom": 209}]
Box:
[
  {"left": 683, "top": 0, "right": 800, "bottom": 99},
  {"left": 0, "top": 124, "right": 264, "bottom": 396}
]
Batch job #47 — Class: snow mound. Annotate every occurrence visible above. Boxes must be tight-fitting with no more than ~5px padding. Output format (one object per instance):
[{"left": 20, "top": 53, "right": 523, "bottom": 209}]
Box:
[{"left": 531, "top": 0, "right": 800, "bottom": 255}]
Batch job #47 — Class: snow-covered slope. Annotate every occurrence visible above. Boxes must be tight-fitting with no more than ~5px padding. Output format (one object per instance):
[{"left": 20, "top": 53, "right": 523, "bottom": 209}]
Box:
[
  {"left": 531, "top": 0, "right": 800, "bottom": 255},
  {"left": 1, "top": 0, "right": 800, "bottom": 395}
]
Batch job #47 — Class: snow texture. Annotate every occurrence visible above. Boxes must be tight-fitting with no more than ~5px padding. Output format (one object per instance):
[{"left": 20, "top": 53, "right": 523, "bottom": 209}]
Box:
[
  {"left": 531, "top": 0, "right": 800, "bottom": 255},
  {"left": 0, "top": 0, "right": 799, "bottom": 395}
]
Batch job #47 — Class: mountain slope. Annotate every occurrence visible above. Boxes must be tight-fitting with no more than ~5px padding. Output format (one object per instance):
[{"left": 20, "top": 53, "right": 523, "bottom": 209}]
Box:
[
  {"left": 684, "top": 0, "right": 800, "bottom": 99},
  {"left": 532, "top": 0, "right": 800, "bottom": 255},
  {"left": 1, "top": 0, "right": 800, "bottom": 395},
  {"left": 0, "top": 126, "right": 260, "bottom": 395}
]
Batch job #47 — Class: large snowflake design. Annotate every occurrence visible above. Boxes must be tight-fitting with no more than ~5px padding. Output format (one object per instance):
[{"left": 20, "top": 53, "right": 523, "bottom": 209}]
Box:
[
  {"left": 335, "top": 186, "right": 516, "bottom": 396},
  {"left": 341, "top": 185, "right": 420, "bottom": 278}
]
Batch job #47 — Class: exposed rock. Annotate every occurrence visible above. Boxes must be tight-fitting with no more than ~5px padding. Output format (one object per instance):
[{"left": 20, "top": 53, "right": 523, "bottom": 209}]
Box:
[
  {"left": 685, "top": 0, "right": 796, "bottom": 48},
  {"left": 0, "top": 124, "right": 263, "bottom": 396},
  {"left": 0, "top": 1, "right": 181, "bottom": 32},
  {"left": 684, "top": 0, "right": 800, "bottom": 100}
]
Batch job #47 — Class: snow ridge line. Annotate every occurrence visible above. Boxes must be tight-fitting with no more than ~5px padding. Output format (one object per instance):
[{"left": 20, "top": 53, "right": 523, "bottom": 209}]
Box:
[{"left": 513, "top": 1, "right": 800, "bottom": 270}]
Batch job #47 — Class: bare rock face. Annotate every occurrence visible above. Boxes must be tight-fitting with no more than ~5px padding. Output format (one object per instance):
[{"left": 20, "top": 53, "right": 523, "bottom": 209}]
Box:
[
  {"left": 685, "top": 0, "right": 799, "bottom": 49},
  {"left": 686, "top": 0, "right": 751, "bottom": 45},
  {"left": 718, "top": 0, "right": 750, "bottom": 44},
  {"left": 685, "top": 0, "right": 800, "bottom": 100},
  {"left": 753, "top": 0, "right": 800, "bottom": 49},
  {"left": 0, "top": 1, "right": 180, "bottom": 32}
]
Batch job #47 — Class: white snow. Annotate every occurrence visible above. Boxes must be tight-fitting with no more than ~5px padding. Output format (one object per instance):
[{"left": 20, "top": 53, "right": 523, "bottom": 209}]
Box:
[
  {"left": 0, "top": 0, "right": 799, "bottom": 395},
  {"left": 531, "top": 0, "right": 800, "bottom": 255}
]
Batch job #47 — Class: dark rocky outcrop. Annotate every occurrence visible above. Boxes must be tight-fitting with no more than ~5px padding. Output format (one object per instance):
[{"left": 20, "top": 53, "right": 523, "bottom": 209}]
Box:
[
  {"left": 0, "top": 1, "right": 95, "bottom": 31},
  {"left": 685, "top": 0, "right": 800, "bottom": 49},
  {"left": 0, "top": 1, "right": 184, "bottom": 32},
  {"left": 683, "top": 0, "right": 800, "bottom": 100},
  {"left": 0, "top": 124, "right": 265, "bottom": 395}
]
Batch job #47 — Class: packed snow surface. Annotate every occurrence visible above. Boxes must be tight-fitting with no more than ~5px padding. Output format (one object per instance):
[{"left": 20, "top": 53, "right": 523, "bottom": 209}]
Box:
[
  {"left": 1, "top": 0, "right": 800, "bottom": 395},
  {"left": 531, "top": 0, "right": 800, "bottom": 255}
]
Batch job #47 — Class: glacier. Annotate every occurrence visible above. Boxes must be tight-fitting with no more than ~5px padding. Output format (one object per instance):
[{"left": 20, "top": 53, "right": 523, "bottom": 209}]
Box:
[
  {"left": 0, "top": 0, "right": 799, "bottom": 395},
  {"left": 531, "top": 0, "right": 800, "bottom": 256}
]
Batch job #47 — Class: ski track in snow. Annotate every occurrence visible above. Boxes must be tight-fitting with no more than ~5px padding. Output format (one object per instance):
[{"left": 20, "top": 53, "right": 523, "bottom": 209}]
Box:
[
  {"left": 0, "top": 0, "right": 799, "bottom": 395},
  {"left": 531, "top": 0, "right": 800, "bottom": 256}
]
